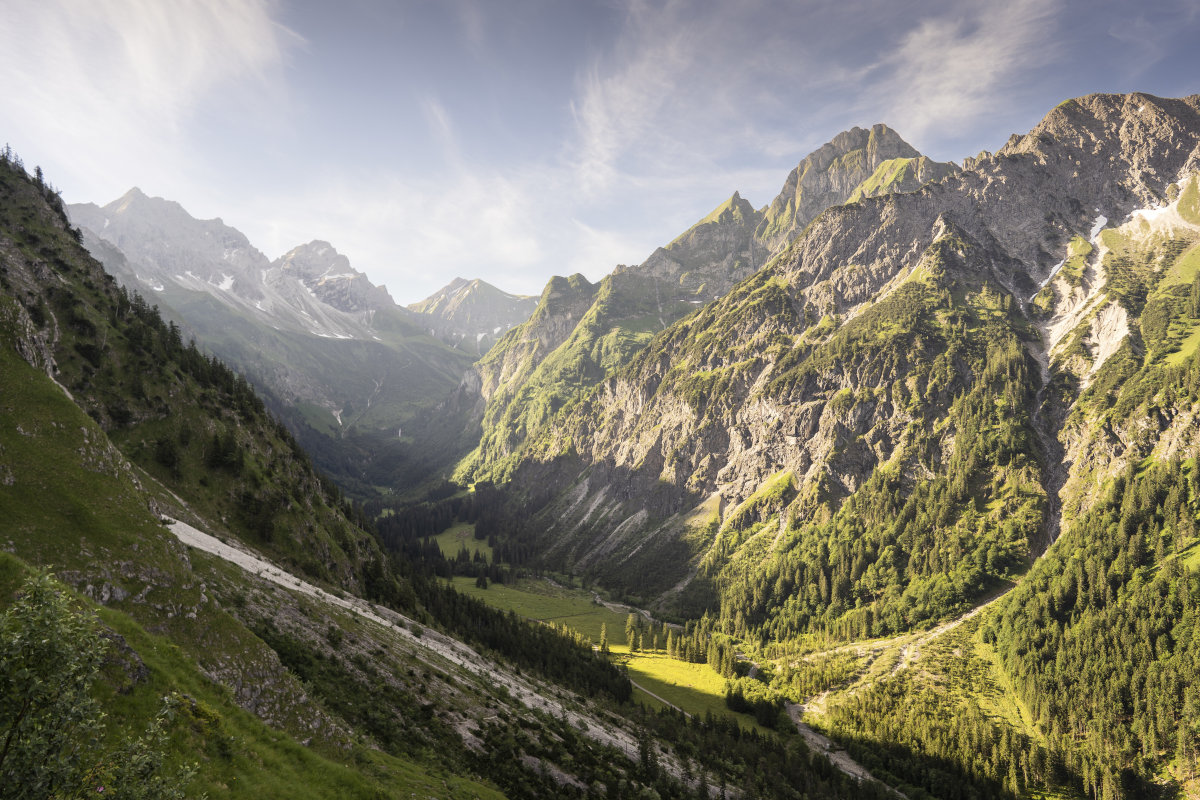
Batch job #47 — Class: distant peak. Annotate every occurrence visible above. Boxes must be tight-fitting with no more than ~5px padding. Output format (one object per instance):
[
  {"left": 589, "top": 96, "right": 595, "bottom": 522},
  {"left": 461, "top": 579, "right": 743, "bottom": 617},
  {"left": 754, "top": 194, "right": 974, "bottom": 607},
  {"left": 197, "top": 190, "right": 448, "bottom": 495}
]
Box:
[
  {"left": 107, "top": 185, "right": 185, "bottom": 216},
  {"left": 113, "top": 186, "right": 153, "bottom": 207}
]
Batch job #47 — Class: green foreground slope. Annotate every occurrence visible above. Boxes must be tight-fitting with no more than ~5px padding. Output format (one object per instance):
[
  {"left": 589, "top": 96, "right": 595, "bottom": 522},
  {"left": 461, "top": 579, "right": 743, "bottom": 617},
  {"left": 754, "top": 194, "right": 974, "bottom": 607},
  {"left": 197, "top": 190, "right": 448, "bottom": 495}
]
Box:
[{"left": 0, "top": 305, "right": 501, "bottom": 797}]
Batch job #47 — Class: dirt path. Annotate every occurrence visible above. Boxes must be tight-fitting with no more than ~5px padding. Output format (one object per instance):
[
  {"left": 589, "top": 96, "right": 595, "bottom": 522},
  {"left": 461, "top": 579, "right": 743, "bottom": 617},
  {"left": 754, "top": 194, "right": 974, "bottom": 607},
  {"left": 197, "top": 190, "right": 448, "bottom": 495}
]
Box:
[
  {"left": 630, "top": 680, "right": 691, "bottom": 717},
  {"left": 785, "top": 702, "right": 903, "bottom": 794},
  {"left": 888, "top": 585, "right": 1014, "bottom": 677}
]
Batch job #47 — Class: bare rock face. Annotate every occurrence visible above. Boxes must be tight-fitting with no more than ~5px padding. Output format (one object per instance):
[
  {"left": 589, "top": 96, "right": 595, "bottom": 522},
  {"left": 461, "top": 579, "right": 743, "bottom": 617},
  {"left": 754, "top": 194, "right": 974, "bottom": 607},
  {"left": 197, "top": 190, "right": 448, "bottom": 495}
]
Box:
[
  {"left": 756, "top": 124, "right": 928, "bottom": 252},
  {"left": 408, "top": 276, "right": 538, "bottom": 356},
  {"left": 275, "top": 240, "right": 395, "bottom": 314},
  {"left": 459, "top": 126, "right": 957, "bottom": 485},
  {"left": 497, "top": 92, "right": 1200, "bottom": 600},
  {"left": 69, "top": 188, "right": 270, "bottom": 296},
  {"left": 69, "top": 194, "right": 406, "bottom": 340}
]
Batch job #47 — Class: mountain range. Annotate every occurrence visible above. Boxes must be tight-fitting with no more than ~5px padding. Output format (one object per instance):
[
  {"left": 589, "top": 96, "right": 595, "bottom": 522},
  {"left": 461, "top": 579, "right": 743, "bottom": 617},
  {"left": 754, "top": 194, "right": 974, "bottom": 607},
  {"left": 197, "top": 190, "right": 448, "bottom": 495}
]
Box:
[
  {"left": 4, "top": 90, "right": 1200, "bottom": 799},
  {"left": 68, "top": 191, "right": 538, "bottom": 496}
]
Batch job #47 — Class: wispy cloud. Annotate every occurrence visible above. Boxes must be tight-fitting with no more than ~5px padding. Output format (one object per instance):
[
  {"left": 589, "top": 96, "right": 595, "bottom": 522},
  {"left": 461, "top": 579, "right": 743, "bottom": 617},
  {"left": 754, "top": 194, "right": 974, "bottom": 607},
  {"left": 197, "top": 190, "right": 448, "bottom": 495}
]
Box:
[
  {"left": 862, "top": 0, "right": 1063, "bottom": 144},
  {"left": 8, "top": 0, "right": 1193, "bottom": 306},
  {"left": 235, "top": 166, "right": 549, "bottom": 298},
  {"left": 0, "top": 0, "right": 299, "bottom": 199},
  {"left": 421, "top": 96, "right": 461, "bottom": 167}
]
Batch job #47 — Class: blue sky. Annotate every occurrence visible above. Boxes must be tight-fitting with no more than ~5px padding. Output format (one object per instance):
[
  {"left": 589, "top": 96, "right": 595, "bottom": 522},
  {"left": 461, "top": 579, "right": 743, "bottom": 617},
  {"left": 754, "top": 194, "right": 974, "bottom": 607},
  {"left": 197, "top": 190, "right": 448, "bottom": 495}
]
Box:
[{"left": 1, "top": 0, "right": 1198, "bottom": 304}]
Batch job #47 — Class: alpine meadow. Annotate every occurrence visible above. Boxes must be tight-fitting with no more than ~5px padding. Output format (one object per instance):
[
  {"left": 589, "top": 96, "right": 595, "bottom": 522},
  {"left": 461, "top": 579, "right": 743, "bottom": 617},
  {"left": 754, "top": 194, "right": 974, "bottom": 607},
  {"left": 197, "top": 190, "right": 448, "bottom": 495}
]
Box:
[{"left": 3, "top": 6, "right": 1200, "bottom": 799}]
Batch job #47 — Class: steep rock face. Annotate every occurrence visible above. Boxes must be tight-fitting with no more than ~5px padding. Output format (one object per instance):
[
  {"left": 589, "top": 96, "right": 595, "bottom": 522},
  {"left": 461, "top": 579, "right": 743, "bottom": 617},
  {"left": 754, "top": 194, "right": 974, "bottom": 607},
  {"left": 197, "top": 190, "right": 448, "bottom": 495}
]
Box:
[
  {"left": 502, "top": 93, "right": 1200, "bottom": 618},
  {"left": 70, "top": 188, "right": 270, "bottom": 295},
  {"left": 408, "top": 276, "right": 538, "bottom": 355},
  {"left": 275, "top": 240, "right": 396, "bottom": 314},
  {"left": 642, "top": 190, "right": 765, "bottom": 299},
  {"left": 475, "top": 274, "right": 600, "bottom": 402},
  {"left": 756, "top": 124, "right": 928, "bottom": 251},
  {"left": 70, "top": 193, "right": 405, "bottom": 340},
  {"left": 458, "top": 127, "right": 956, "bottom": 484},
  {"left": 454, "top": 274, "right": 600, "bottom": 478}
]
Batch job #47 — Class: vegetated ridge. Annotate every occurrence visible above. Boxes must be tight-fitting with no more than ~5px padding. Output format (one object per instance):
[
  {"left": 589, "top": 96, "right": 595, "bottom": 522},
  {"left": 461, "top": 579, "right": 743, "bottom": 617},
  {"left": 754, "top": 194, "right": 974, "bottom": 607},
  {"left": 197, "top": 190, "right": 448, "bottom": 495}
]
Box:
[
  {"left": 458, "top": 93, "right": 1200, "bottom": 797},
  {"left": 455, "top": 124, "right": 958, "bottom": 485},
  {"left": 1, "top": 150, "right": 894, "bottom": 799}
]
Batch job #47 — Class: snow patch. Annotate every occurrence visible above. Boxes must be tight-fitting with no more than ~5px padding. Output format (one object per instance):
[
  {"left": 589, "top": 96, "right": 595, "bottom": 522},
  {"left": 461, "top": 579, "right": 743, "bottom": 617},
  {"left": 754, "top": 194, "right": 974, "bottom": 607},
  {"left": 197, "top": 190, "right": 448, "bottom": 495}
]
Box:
[
  {"left": 1029, "top": 258, "right": 1066, "bottom": 301},
  {"left": 216, "top": 273, "right": 234, "bottom": 291},
  {"left": 477, "top": 332, "right": 487, "bottom": 343},
  {"left": 1089, "top": 215, "right": 1108, "bottom": 242},
  {"left": 493, "top": 325, "right": 503, "bottom": 334},
  {"left": 1131, "top": 203, "right": 1174, "bottom": 225}
]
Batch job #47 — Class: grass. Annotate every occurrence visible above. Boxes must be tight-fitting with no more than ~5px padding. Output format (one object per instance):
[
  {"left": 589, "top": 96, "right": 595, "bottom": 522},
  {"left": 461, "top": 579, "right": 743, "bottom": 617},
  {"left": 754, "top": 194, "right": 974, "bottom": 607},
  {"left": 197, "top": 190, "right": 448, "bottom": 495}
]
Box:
[
  {"left": 432, "top": 522, "right": 492, "bottom": 561},
  {"left": 1177, "top": 538, "right": 1200, "bottom": 570},
  {"left": 621, "top": 650, "right": 728, "bottom": 712},
  {"left": 619, "top": 650, "right": 776, "bottom": 736},
  {"left": 447, "top": 575, "right": 777, "bottom": 733},
  {"left": 0, "top": 336, "right": 501, "bottom": 798},
  {"left": 722, "top": 470, "right": 794, "bottom": 532},
  {"left": 0, "top": 337, "right": 171, "bottom": 568},
  {"left": 0, "top": 552, "right": 504, "bottom": 800},
  {"left": 447, "top": 576, "right": 630, "bottom": 645},
  {"left": 294, "top": 400, "right": 340, "bottom": 436},
  {"left": 1180, "top": 173, "right": 1200, "bottom": 226},
  {"left": 848, "top": 157, "right": 913, "bottom": 202},
  {"left": 1165, "top": 322, "right": 1200, "bottom": 366}
]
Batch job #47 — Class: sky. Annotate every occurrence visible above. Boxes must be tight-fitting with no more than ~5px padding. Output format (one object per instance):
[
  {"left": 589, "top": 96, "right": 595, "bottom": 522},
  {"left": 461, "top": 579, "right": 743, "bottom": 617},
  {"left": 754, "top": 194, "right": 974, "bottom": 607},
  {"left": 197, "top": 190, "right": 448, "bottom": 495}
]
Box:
[{"left": 1, "top": 0, "right": 1198, "bottom": 305}]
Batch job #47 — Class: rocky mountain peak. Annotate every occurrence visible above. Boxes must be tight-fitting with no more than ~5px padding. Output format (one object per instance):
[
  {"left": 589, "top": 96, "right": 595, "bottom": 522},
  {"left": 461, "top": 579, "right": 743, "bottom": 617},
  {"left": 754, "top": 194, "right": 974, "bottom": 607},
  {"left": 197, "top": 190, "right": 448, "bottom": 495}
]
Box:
[
  {"left": 69, "top": 188, "right": 269, "bottom": 292},
  {"left": 277, "top": 240, "right": 348, "bottom": 277},
  {"left": 407, "top": 275, "right": 539, "bottom": 355},
  {"left": 273, "top": 240, "right": 394, "bottom": 314},
  {"left": 755, "top": 123, "right": 949, "bottom": 252}
]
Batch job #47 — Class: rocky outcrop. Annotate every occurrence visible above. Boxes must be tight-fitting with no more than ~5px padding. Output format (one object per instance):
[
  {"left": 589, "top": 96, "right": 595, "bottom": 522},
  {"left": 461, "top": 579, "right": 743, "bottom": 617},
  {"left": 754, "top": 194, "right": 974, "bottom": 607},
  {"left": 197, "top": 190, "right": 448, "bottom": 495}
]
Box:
[
  {"left": 498, "top": 92, "right": 1200, "bottom": 599},
  {"left": 756, "top": 124, "right": 946, "bottom": 252},
  {"left": 408, "top": 276, "right": 538, "bottom": 355},
  {"left": 458, "top": 127, "right": 957, "bottom": 485},
  {"left": 276, "top": 240, "right": 396, "bottom": 314}
]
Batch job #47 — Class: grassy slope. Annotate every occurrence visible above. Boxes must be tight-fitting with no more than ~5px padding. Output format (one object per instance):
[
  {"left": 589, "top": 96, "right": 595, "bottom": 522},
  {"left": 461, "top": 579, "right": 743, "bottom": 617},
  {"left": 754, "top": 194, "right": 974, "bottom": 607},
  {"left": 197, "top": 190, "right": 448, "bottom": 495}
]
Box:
[
  {"left": 448, "top": 576, "right": 628, "bottom": 645},
  {"left": 0, "top": 345, "right": 501, "bottom": 798},
  {"left": 0, "top": 159, "right": 396, "bottom": 593},
  {"left": 446, "top": 576, "right": 778, "bottom": 735},
  {"left": 434, "top": 523, "right": 494, "bottom": 561}
]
